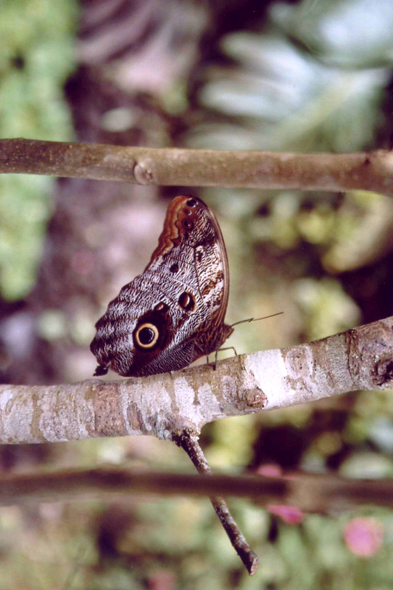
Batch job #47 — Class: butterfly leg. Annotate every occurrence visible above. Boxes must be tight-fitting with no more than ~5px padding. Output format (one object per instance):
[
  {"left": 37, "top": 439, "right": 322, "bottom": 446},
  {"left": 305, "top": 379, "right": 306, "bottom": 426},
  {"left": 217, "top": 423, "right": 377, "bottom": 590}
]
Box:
[
  {"left": 213, "top": 346, "right": 238, "bottom": 370},
  {"left": 221, "top": 346, "right": 238, "bottom": 356}
]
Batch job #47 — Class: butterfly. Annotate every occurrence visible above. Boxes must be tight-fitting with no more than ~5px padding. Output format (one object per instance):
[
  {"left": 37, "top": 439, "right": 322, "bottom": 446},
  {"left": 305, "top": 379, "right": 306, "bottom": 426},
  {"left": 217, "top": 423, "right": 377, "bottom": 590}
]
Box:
[{"left": 90, "top": 195, "right": 233, "bottom": 377}]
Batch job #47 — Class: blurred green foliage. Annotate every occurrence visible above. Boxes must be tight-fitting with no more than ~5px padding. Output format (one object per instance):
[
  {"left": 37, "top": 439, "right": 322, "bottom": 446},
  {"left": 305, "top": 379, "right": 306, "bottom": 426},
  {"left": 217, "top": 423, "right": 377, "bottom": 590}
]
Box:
[
  {"left": 0, "top": 0, "right": 78, "bottom": 299},
  {"left": 3, "top": 494, "right": 393, "bottom": 589},
  {"left": 189, "top": 0, "right": 393, "bottom": 152}
]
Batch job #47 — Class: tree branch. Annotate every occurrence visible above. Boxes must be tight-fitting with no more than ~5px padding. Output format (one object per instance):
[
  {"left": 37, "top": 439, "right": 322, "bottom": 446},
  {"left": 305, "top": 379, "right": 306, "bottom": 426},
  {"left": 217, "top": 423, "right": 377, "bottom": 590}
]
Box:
[
  {"left": 1, "top": 316, "right": 392, "bottom": 445},
  {"left": 1, "top": 138, "right": 393, "bottom": 195},
  {"left": 173, "top": 429, "right": 259, "bottom": 575},
  {"left": 1, "top": 466, "right": 392, "bottom": 513}
]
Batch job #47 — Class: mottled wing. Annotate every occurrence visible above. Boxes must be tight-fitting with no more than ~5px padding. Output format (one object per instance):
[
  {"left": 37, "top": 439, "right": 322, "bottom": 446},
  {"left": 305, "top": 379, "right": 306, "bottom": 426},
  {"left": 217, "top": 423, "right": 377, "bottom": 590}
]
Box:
[
  {"left": 90, "top": 195, "right": 232, "bottom": 377},
  {"left": 147, "top": 195, "right": 232, "bottom": 350}
]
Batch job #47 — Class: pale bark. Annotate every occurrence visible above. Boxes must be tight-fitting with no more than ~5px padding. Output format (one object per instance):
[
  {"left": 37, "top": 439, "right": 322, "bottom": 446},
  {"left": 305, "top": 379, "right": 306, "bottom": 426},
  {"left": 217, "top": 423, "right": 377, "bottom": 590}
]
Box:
[
  {"left": 1, "top": 316, "right": 392, "bottom": 445},
  {"left": 1, "top": 138, "right": 393, "bottom": 195}
]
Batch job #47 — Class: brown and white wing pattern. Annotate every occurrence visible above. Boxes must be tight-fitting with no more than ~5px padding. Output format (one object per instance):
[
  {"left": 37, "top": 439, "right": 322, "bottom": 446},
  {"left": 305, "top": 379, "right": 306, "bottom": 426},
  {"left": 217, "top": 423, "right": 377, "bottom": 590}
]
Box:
[{"left": 90, "top": 196, "right": 233, "bottom": 377}]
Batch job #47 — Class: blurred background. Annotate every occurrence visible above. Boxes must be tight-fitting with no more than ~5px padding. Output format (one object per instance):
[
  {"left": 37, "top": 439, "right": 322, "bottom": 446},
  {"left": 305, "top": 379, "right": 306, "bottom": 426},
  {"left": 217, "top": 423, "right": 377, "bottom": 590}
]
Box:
[{"left": 1, "top": 0, "right": 393, "bottom": 587}]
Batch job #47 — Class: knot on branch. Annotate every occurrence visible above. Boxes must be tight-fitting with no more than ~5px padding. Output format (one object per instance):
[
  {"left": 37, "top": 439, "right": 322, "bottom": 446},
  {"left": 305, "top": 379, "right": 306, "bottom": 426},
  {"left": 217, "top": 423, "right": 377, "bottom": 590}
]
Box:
[
  {"left": 134, "top": 158, "right": 155, "bottom": 184},
  {"left": 221, "top": 359, "right": 267, "bottom": 412},
  {"left": 347, "top": 319, "right": 393, "bottom": 389},
  {"left": 372, "top": 359, "right": 393, "bottom": 387}
]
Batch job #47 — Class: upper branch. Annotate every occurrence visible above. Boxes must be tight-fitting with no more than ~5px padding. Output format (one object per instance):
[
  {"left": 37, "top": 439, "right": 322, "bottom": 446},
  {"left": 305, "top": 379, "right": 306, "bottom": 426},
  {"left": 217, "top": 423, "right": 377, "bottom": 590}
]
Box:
[
  {"left": 1, "top": 316, "right": 392, "bottom": 445},
  {"left": 1, "top": 138, "right": 393, "bottom": 195}
]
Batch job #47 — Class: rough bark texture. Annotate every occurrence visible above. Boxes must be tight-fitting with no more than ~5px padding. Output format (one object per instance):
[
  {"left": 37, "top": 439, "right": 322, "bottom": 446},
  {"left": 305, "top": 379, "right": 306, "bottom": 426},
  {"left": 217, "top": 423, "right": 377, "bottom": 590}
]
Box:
[{"left": 1, "top": 316, "right": 392, "bottom": 444}]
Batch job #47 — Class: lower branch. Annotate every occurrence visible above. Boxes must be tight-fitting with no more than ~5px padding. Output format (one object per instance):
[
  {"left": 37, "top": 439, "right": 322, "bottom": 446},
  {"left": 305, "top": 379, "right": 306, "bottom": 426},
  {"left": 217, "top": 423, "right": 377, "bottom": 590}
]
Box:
[{"left": 1, "top": 465, "right": 392, "bottom": 513}]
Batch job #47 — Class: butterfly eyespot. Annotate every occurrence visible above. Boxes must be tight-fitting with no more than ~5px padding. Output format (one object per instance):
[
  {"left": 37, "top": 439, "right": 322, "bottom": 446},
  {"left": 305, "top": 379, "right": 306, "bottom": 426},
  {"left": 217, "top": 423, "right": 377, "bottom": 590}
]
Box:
[
  {"left": 183, "top": 219, "right": 193, "bottom": 230},
  {"left": 178, "top": 292, "right": 195, "bottom": 312},
  {"left": 170, "top": 263, "right": 179, "bottom": 273},
  {"left": 134, "top": 323, "right": 159, "bottom": 349},
  {"left": 186, "top": 198, "right": 197, "bottom": 207}
]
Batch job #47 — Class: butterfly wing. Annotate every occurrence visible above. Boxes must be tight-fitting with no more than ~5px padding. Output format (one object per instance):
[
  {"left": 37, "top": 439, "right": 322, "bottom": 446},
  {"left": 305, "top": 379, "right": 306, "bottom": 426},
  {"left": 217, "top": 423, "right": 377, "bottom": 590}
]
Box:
[{"left": 90, "top": 196, "right": 233, "bottom": 377}]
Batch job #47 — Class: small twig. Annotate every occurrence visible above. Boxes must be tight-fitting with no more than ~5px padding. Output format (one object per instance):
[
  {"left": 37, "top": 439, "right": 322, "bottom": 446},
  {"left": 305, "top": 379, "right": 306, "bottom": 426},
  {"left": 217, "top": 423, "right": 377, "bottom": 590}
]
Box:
[{"left": 173, "top": 429, "right": 259, "bottom": 576}]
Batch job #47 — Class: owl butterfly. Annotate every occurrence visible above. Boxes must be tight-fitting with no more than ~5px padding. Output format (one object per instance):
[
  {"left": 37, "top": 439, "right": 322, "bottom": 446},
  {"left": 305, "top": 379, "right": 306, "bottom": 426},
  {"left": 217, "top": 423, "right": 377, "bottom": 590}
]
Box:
[{"left": 90, "top": 196, "right": 233, "bottom": 377}]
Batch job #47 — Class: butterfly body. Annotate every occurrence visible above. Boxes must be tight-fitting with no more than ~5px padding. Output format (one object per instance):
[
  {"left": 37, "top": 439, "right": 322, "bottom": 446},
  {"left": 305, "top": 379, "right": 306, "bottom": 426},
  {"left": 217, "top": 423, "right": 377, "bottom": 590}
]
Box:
[{"left": 91, "top": 196, "right": 233, "bottom": 377}]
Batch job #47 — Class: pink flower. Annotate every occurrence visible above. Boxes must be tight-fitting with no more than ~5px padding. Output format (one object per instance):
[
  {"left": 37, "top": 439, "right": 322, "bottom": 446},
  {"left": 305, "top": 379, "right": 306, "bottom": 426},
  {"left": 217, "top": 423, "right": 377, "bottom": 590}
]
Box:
[
  {"left": 147, "top": 570, "right": 176, "bottom": 590},
  {"left": 344, "top": 517, "right": 383, "bottom": 557},
  {"left": 255, "top": 463, "right": 297, "bottom": 481},
  {"left": 267, "top": 504, "right": 305, "bottom": 525},
  {"left": 256, "top": 463, "right": 283, "bottom": 478}
]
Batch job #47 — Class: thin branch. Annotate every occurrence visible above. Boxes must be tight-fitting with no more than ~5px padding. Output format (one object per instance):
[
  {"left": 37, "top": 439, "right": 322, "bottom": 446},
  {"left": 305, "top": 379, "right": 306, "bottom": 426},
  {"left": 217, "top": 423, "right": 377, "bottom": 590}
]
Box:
[
  {"left": 1, "top": 138, "right": 393, "bottom": 195},
  {"left": 174, "top": 429, "right": 259, "bottom": 575},
  {"left": 1, "top": 316, "right": 392, "bottom": 445},
  {"left": 1, "top": 466, "right": 393, "bottom": 513}
]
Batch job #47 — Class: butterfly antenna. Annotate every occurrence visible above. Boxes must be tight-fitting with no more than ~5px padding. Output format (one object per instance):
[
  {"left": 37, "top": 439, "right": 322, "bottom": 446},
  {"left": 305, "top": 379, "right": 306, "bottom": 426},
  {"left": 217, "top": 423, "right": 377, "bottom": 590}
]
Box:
[{"left": 230, "top": 311, "right": 283, "bottom": 329}]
